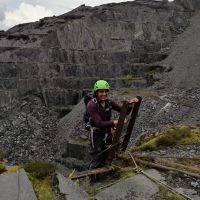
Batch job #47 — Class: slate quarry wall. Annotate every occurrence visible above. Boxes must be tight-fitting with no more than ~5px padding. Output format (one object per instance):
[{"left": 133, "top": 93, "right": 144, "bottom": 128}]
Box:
[{"left": 0, "top": 0, "right": 191, "bottom": 107}]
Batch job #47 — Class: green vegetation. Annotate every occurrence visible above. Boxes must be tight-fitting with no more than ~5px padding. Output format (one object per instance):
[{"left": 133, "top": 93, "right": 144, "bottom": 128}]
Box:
[
  {"left": 28, "top": 175, "right": 58, "bottom": 200},
  {"left": 119, "top": 170, "right": 135, "bottom": 179},
  {"left": 132, "top": 126, "right": 200, "bottom": 151},
  {"left": 81, "top": 177, "right": 98, "bottom": 199},
  {"left": 175, "top": 157, "right": 200, "bottom": 168},
  {"left": 3, "top": 166, "right": 21, "bottom": 174},
  {"left": 196, "top": 122, "right": 200, "bottom": 127},
  {"left": 158, "top": 186, "right": 185, "bottom": 200},
  {"left": 24, "top": 161, "right": 55, "bottom": 180},
  {"left": 0, "top": 163, "right": 6, "bottom": 174},
  {"left": 0, "top": 146, "right": 5, "bottom": 161},
  {"left": 24, "top": 161, "right": 57, "bottom": 200}
]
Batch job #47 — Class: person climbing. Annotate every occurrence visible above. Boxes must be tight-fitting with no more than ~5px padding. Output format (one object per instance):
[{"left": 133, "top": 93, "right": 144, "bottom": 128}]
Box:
[{"left": 86, "top": 80, "right": 139, "bottom": 169}]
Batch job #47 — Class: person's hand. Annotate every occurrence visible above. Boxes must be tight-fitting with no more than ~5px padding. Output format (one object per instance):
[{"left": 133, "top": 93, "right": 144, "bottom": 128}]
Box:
[
  {"left": 113, "top": 120, "right": 118, "bottom": 125},
  {"left": 129, "top": 97, "right": 139, "bottom": 104},
  {"left": 113, "top": 118, "right": 128, "bottom": 125},
  {"left": 124, "top": 118, "right": 128, "bottom": 124}
]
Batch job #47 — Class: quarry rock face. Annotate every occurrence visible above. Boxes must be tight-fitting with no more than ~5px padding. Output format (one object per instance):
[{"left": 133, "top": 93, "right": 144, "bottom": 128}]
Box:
[
  {"left": 161, "top": 11, "right": 200, "bottom": 89},
  {"left": 1, "top": 0, "right": 200, "bottom": 168},
  {"left": 0, "top": 0, "right": 191, "bottom": 108}
]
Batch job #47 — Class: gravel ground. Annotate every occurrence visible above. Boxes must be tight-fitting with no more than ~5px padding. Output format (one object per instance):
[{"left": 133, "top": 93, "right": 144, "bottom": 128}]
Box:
[{"left": 0, "top": 95, "right": 60, "bottom": 164}]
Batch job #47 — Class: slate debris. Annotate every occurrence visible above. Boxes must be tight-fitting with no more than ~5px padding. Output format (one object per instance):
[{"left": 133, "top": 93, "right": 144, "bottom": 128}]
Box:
[
  {"left": 0, "top": 95, "right": 60, "bottom": 164},
  {"left": 56, "top": 172, "right": 89, "bottom": 200},
  {"left": 0, "top": 169, "right": 37, "bottom": 200},
  {"left": 95, "top": 169, "right": 161, "bottom": 200}
]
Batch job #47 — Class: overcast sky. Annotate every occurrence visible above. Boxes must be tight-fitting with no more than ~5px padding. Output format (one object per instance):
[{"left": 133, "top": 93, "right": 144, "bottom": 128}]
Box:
[{"left": 0, "top": 0, "right": 173, "bottom": 31}]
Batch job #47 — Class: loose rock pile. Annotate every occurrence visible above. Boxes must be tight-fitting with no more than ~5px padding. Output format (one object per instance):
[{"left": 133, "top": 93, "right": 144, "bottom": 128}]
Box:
[
  {"left": 0, "top": 95, "right": 60, "bottom": 164},
  {"left": 131, "top": 87, "right": 200, "bottom": 145}
]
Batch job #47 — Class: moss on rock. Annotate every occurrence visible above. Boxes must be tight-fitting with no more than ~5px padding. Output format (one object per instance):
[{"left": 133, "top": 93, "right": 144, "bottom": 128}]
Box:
[{"left": 133, "top": 126, "right": 200, "bottom": 151}]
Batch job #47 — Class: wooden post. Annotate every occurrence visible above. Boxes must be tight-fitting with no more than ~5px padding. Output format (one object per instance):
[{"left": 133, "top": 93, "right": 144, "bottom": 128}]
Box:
[
  {"left": 71, "top": 166, "right": 115, "bottom": 180},
  {"left": 105, "top": 101, "right": 129, "bottom": 164},
  {"left": 121, "top": 96, "right": 142, "bottom": 151}
]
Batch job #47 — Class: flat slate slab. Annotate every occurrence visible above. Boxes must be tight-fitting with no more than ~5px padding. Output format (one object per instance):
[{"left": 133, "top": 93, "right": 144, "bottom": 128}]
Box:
[
  {"left": 57, "top": 172, "right": 89, "bottom": 200},
  {"left": 0, "top": 168, "right": 37, "bottom": 200},
  {"left": 96, "top": 169, "right": 161, "bottom": 200}
]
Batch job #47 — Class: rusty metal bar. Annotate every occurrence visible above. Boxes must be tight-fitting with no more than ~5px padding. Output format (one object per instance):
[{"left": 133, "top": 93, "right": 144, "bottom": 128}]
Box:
[
  {"left": 105, "top": 101, "right": 130, "bottom": 164},
  {"left": 117, "top": 153, "right": 200, "bottom": 179},
  {"left": 121, "top": 96, "right": 142, "bottom": 151},
  {"left": 71, "top": 166, "right": 115, "bottom": 180}
]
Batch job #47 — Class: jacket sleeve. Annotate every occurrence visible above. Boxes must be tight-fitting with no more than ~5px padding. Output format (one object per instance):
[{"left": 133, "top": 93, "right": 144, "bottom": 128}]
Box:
[
  {"left": 110, "top": 100, "right": 122, "bottom": 112},
  {"left": 87, "top": 101, "right": 114, "bottom": 128},
  {"left": 111, "top": 100, "right": 132, "bottom": 114}
]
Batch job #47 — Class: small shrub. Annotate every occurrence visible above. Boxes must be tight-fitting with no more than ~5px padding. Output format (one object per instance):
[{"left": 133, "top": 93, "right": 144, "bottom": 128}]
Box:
[
  {"left": 196, "top": 122, "right": 200, "bottom": 127},
  {"left": 24, "top": 161, "right": 55, "bottom": 180}
]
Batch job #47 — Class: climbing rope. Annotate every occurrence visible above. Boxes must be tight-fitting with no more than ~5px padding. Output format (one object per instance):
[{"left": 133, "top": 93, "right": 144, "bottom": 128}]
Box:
[{"left": 127, "top": 152, "right": 194, "bottom": 200}]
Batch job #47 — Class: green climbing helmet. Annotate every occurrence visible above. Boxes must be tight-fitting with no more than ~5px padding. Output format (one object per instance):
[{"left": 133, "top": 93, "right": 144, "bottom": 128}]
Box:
[{"left": 93, "top": 80, "right": 110, "bottom": 92}]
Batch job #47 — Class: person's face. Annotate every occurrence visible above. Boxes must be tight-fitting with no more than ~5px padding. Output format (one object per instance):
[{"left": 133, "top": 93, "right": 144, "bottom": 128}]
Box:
[{"left": 97, "top": 89, "right": 109, "bottom": 101}]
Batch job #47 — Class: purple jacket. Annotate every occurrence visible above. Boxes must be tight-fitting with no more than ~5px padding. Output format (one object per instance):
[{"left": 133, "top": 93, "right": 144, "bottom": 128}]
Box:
[{"left": 87, "top": 98, "right": 122, "bottom": 128}]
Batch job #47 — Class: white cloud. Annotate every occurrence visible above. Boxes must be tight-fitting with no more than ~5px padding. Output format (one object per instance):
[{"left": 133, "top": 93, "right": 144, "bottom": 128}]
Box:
[
  {"left": 0, "top": 2, "right": 53, "bottom": 30},
  {"left": 0, "top": 7, "right": 6, "bottom": 21},
  {"left": 0, "top": 0, "right": 175, "bottom": 31}
]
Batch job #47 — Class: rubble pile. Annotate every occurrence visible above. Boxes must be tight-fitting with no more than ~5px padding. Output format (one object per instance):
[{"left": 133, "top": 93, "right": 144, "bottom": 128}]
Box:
[{"left": 0, "top": 95, "right": 60, "bottom": 163}]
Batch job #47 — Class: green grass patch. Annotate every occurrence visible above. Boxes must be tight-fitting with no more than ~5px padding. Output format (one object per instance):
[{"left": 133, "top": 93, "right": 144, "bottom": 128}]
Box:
[
  {"left": 81, "top": 177, "right": 98, "bottom": 199},
  {"left": 133, "top": 126, "right": 200, "bottom": 151},
  {"left": 28, "top": 175, "right": 58, "bottom": 200},
  {"left": 175, "top": 157, "right": 200, "bottom": 168},
  {"left": 196, "top": 122, "right": 200, "bottom": 127},
  {"left": 0, "top": 163, "right": 6, "bottom": 174},
  {"left": 158, "top": 186, "right": 185, "bottom": 200},
  {"left": 24, "top": 161, "right": 57, "bottom": 200},
  {"left": 24, "top": 161, "right": 55, "bottom": 180},
  {"left": 2, "top": 166, "right": 21, "bottom": 175},
  {"left": 119, "top": 169, "right": 135, "bottom": 180},
  {"left": 180, "top": 131, "right": 200, "bottom": 144}
]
